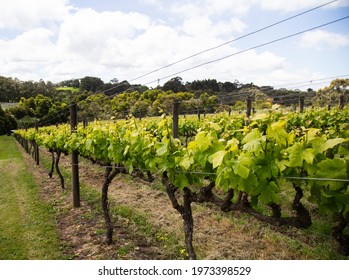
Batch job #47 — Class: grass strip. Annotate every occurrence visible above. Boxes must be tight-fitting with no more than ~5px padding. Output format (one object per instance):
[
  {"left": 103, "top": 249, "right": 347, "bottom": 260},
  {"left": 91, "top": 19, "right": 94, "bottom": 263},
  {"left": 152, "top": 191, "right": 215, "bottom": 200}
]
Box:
[{"left": 0, "top": 136, "right": 64, "bottom": 259}]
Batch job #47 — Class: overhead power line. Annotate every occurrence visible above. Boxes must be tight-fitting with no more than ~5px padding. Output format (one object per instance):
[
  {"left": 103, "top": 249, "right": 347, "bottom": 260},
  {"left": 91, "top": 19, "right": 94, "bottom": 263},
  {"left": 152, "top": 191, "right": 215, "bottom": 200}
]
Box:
[
  {"left": 143, "top": 15, "right": 349, "bottom": 86},
  {"left": 274, "top": 74, "right": 349, "bottom": 88},
  {"left": 129, "top": 0, "right": 339, "bottom": 83}
]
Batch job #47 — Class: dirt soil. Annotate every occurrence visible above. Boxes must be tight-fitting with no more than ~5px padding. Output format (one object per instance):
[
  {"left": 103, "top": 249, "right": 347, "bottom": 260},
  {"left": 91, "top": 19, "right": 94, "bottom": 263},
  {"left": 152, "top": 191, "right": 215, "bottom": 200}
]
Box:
[{"left": 21, "top": 145, "right": 323, "bottom": 260}]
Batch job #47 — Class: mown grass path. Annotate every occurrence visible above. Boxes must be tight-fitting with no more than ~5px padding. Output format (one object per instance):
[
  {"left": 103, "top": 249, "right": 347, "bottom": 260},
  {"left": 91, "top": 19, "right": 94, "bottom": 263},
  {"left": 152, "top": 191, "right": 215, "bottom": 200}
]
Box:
[{"left": 0, "top": 135, "right": 63, "bottom": 259}]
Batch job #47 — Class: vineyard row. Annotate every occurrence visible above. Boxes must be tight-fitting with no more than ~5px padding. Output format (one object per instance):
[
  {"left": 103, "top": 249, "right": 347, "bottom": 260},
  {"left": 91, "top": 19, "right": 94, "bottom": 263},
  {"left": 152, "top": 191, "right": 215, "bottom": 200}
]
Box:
[{"left": 14, "top": 106, "right": 349, "bottom": 258}]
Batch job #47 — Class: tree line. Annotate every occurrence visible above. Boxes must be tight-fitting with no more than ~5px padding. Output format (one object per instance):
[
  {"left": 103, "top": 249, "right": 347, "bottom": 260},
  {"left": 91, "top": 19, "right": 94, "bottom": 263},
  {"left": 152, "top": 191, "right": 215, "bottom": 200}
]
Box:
[{"left": 0, "top": 75, "right": 348, "bottom": 134}]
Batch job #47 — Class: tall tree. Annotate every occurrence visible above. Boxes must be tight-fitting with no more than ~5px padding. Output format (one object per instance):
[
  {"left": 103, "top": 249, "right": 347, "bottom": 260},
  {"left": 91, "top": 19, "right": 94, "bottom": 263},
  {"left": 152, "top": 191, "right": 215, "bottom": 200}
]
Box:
[
  {"left": 80, "top": 76, "right": 104, "bottom": 92},
  {"left": 162, "top": 77, "right": 186, "bottom": 93},
  {"left": 0, "top": 104, "right": 17, "bottom": 135}
]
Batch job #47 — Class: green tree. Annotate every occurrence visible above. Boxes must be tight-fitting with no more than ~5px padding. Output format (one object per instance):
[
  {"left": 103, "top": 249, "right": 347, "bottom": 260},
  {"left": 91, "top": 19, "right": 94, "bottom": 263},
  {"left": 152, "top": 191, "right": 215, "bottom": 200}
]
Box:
[
  {"left": 199, "top": 92, "right": 218, "bottom": 113},
  {"left": 0, "top": 76, "right": 19, "bottom": 102},
  {"left": 79, "top": 93, "right": 111, "bottom": 120},
  {"left": 140, "top": 89, "right": 162, "bottom": 102},
  {"left": 162, "top": 77, "right": 186, "bottom": 93},
  {"left": 0, "top": 104, "right": 17, "bottom": 135},
  {"left": 80, "top": 76, "right": 104, "bottom": 92},
  {"left": 220, "top": 81, "right": 237, "bottom": 92},
  {"left": 131, "top": 100, "right": 150, "bottom": 119},
  {"left": 314, "top": 79, "right": 349, "bottom": 107},
  {"left": 187, "top": 79, "right": 220, "bottom": 93},
  {"left": 34, "top": 94, "right": 53, "bottom": 117}
]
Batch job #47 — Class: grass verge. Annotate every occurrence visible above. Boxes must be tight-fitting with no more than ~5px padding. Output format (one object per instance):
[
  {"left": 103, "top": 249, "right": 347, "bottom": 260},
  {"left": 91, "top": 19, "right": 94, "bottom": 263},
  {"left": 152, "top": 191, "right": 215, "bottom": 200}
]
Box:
[{"left": 0, "top": 136, "right": 64, "bottom": 259}]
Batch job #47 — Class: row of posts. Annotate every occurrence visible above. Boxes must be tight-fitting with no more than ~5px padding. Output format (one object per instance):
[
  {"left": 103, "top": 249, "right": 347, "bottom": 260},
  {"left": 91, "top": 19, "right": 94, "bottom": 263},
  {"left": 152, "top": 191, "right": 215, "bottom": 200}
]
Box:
[
  {"left": 21, "top": 123, "right": 40, "bottom": 166},
  {"left": 20, "top": 107, "right": 80, "bottom": 208},
  {"left": 172, "top": 94, "right": 346, "bottom": 138},
  {"left": 173, "top": 95, "right": 305, "bottom": 131},
  {"left": 19, "top": 131, "right": 39, "bottom": 166}
]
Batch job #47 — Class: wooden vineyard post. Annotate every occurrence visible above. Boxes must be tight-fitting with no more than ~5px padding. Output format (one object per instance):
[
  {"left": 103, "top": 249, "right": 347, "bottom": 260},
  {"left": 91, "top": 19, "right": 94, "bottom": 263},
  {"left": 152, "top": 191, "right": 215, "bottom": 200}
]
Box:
[
  {"left": 35, "top": 121, "right": 39, "bottom": 166},
  {"left": 339, "top": 94, "right": 344, "bottom": 110},
  {"left": 70, "top": 103, "right": 80, "bottom": 208},
  {"left": 246, "top": 95, "right": 252, "bottom": 125},
  {"left": 83, "top": 118, "right": 88, "bottom": 128},
  {"left": 172, "top": 100, "right": 179, "bottom": 139},
  {"left": 299, "top": 96, "right": 305, "bottom": 113}
]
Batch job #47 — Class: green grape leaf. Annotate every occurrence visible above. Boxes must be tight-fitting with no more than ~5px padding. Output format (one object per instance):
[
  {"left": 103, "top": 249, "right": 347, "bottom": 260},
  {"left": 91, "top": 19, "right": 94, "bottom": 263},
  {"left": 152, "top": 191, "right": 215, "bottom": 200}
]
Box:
[
  {"left": 306, "top": 128, "right": 321, "bottom": 142},
  {"left": 195, "top": 131, "right": 211, "bottom": 151},
  {"left": 179, "top": 155, "right": 193, "bottom": 170},
  {"left": 271, "top": 162, "right": 279, "bottom": 178},
  {"left": 286, "top": 143, "right": 315, "bottom": 166},
  {"left": 316, "top": 158, "right": 347, "bottom": 188},
  {"left": 123, "top": 145, "right": 130, "bottom": 156},
  {"left": 233, "top": 163, "right": 250, "bottom": 179},
  {"left": 286, "top": 142, "right": 303, "bottom": 167},
  {"left": 325, "top": 138, "right": 346, "bottom": 150},
  {"left": 174, "top": 173, "right": 189, "bottom": 189},
  {"left": 276, "top": 159, "right": 288, "bottom": 172},
  {"left": 303, "top": 148, "right": 315, "bottom": 164},
  {"left": 211, "top": 150, "right": 226, "bottom": 169},
  {"left": 242, "top": 128, "right": 264, "bottom": 155},
  {"left": 267, "top": 121, "right": 290, "bottom": 146},
  {"left": 238, "top": 173, "right": 258, "bottom": 195},
  {"left": 155, "top": 142, "right": 168, "bottom": 156},
  {"left": 309, "top": 137, "right": 327, "bottom": 153},
  {"left": 259, "top": 182, "right": 280, "bottom": 205},
  {"left": 338, "top": 146, "right": 349, "bottom": 160}
]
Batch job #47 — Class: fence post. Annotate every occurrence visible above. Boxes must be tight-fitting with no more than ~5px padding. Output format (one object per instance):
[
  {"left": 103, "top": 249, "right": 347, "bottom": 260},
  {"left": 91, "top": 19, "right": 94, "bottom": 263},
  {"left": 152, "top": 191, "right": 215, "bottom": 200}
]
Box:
[
  {"left": 70, "top": 103, "right": 80, "bottom": 208},
  {"left": 83, "top": 118, "right": 88, "bottom": 128},
  {"left": 246, "top": 96, "right": 252, "bottom": 125},
  {"left": 339, "top": 94, "right": 344, "bottom": 110},
  {"left": 25, "top": 127, "right": 29, "bottom": 153},
  {"left": 172, "top": 100, "right": 179, "bottom": 139},
  {"left": 299, "top": 96, "right": 305, "bottom": 113},
  {"left": 35, "top": 121, "right": 39, "bottom": 166}
]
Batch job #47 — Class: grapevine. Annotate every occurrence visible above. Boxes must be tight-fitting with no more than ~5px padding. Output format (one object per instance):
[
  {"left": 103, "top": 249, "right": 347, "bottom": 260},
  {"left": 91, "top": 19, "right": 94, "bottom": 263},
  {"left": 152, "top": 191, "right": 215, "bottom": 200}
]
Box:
[{"left": 14, "top": 107, "right": 349, "bottom": 258}]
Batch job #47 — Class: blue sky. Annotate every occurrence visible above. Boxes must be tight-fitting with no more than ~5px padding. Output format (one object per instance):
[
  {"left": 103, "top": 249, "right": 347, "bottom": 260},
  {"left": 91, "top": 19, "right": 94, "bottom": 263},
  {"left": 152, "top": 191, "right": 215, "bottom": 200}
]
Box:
[{"left": 0, "top": 0, "right": 348, "bottom": 90}]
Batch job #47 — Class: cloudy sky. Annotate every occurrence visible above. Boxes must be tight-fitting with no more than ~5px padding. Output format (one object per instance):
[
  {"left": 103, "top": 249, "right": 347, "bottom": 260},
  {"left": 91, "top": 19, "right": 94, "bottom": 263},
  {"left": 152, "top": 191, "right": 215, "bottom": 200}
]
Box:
[{"left": 0, "top": 0, "right": 348, "bottom": 90}]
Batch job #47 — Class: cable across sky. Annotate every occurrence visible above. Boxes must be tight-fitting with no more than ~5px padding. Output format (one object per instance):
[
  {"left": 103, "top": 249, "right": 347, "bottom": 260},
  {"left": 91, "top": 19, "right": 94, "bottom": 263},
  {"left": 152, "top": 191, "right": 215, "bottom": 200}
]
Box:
[
  {"left": 143, "top": 15, "right": 349, "bottom": 86},
  {"left": 128, "top": 0, "right": 339, "bottom": 83}
]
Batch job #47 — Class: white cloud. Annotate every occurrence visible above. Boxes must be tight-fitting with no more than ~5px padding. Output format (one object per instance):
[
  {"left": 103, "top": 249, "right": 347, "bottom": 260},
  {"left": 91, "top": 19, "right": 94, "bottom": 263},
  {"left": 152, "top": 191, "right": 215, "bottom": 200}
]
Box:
[
  {"left": 57, "top": 8, "right": 151, "bottom": 55},
  {"left": 203, "top": 0, "right": 251, "bottom": 16},
  {"left": 267, "top": 69, "right": 325, "bottom": 89},
  {"left": 235, "top": 50, "right": 286, "bottom": 72},
  {"left": 171, "top": 0, "right": 251, "bottom": 18},
  {"left": 0, "top": 0, "right": 347, "bottom": 90},
  {"left": 299, "top": 30, "right": 349, "bottom": 49},
  {"left": 0, "top": 28, "right": 57, "bottom": 63},
  {"left": 140, "top": 0, "right": 159, "bottom": 4},
  {"left": 101, "top": 24, "right": 181, "bottom": 70},
  {"left": 0, "top": 27, "right": 60, "bottom": 80},
  {"left": 181, "top": 16, "right": 247, "bottom": 37},
  {"left": 255, "top": 0, "right": 349, "bottom": 12},
  {"left": 181, "top": 16, "right": 213, "bottom": 36},
  {"left": 0, "top": 0, "right": 72, "bottom": 30},
  {"left": 194, "top": 50, "right": 286, "bottom": 81}
]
